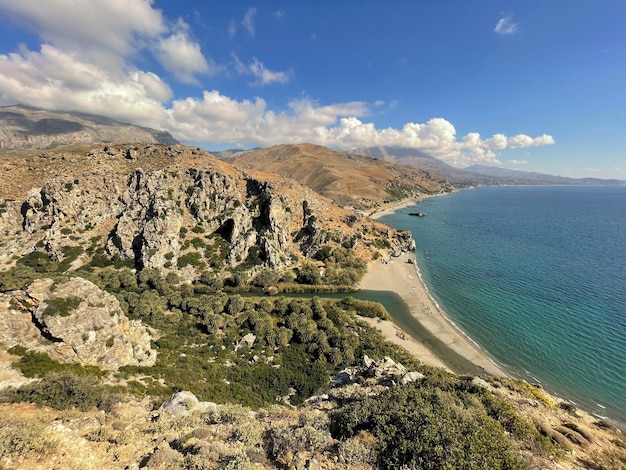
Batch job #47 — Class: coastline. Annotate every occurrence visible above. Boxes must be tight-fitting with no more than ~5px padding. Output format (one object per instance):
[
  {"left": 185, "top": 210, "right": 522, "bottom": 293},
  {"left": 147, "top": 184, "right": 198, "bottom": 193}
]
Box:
[
  {"left": 369, "top": 191, "right": 455, "bottom": 220},
  {"left": 363, "top": 194, "right": 505, "bottom": 377},
  {"left": 359, "top": 254, "right": 505, "bottom": 377},
  {"left": 368, "top": 198, "right": 420, "bottom": 220}
]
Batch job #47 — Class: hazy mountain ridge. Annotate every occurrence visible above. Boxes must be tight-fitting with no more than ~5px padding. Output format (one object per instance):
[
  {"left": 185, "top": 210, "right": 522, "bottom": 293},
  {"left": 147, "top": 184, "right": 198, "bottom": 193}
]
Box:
[
  {"left": 352, "top": 146, "right": 626, "bottom": 186},
  {"left": 351, "top": 146, "right": 500, "bottom": 186},
  {"left": 465, "top": 164, "right": 626, "bottom": 185},
  {"left": 0, "top": 105, "right": 179, "bottom": 151}
]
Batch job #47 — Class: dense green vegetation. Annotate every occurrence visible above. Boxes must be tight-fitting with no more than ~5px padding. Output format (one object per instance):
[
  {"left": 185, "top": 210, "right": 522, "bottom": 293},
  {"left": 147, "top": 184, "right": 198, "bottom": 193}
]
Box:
[
  {"left": 330, "top": 376, "right": 560, "bottom": 469},
  {"left": 0, "top": 242, "right": 572, "bottom": 468}
]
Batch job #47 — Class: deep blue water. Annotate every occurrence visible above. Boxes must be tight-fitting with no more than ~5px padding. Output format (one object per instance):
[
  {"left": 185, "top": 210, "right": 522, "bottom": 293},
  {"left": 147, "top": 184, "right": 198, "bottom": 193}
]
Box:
[{"left": 380, "top": 186, "right": 626, "bottom": 423}]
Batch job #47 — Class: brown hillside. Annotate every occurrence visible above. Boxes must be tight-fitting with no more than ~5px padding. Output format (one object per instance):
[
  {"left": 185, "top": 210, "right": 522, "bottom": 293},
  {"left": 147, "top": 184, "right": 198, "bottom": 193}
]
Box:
[{"left": 232, "top": 143, "right": 454, "bottom": 210}]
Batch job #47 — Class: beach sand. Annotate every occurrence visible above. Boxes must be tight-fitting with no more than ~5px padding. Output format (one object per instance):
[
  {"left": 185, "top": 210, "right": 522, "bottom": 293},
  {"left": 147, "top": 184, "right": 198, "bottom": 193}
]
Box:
[
  {"left": 359, "top": 254, "right": 505, "bottom": 377},
  {"left": 368, "top": 198, "right": 420, "bottom": 220}
]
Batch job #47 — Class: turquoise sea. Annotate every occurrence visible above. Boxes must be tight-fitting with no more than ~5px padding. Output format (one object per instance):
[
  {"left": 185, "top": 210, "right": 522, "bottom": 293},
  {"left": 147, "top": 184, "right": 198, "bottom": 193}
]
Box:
[{"left": 379, "top": 186, "right": 626, "bottom": 424}]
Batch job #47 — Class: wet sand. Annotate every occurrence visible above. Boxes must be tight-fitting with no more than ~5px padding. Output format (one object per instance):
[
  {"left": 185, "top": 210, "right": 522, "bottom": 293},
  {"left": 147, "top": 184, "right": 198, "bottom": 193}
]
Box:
[{"left": 359, "top": 254, "right": 505, "bottom": 376}]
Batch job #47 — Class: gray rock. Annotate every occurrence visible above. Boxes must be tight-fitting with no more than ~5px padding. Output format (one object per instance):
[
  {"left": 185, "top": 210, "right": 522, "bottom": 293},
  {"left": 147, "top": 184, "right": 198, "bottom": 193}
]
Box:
[
  {"left": 26, "top": 277, "right": 156, "bottom": 370},
  {"left": 329, "top": 356, "right": 423, "bottom": 389},
  {"left": 234, "top": 333, "right": 256, "bottom": 352},
  {"left": 159, "top": 391, "right": 217, "bottom": 417}
]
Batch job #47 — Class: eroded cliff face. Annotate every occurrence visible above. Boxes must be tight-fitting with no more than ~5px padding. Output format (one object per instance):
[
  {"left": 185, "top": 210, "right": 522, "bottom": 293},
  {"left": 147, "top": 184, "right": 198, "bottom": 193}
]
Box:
[
  {"left": 0, "top": 277, "right": 156, "bottom": 370},
  {"left": 1, "top": 143, "right": 415, "bottom": 279}
]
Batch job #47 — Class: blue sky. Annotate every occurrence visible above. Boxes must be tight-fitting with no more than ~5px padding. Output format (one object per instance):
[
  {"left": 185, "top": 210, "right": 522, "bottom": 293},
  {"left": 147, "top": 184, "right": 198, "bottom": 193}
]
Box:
[{"left": 0, "top": 1, "right": 624, "bottom": 178}]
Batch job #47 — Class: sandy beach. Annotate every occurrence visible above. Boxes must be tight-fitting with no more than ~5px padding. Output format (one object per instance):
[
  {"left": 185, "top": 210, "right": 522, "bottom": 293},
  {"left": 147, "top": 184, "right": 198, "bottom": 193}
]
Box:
[
  {"left": 368, "top": 198, "right": 420, "bottom": 220},
  {"left": 359, "top": 253, "right": 505, "bottom": 377}
]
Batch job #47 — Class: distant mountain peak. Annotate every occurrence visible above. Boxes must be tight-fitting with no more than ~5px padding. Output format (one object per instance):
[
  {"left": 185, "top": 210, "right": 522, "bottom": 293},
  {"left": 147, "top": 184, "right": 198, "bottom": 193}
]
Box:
[{"left": 0, "top": 104, "right": 179, "bottom": 150}]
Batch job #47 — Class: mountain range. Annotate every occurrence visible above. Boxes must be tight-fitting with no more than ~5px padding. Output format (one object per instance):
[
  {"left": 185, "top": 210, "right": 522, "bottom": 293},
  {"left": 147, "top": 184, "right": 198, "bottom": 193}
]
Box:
[
  {"left": 0, "top": 104, "right": 178, "bottom": 151},
  {"left": 351, "top": 146, "right": 626, "bottom": 186}
]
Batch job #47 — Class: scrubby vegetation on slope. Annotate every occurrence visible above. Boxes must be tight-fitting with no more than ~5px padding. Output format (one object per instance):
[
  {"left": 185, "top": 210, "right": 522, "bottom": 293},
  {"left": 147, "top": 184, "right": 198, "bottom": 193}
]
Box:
[{"left": 0, "top": 144, "right": 624, "bottom": 469}]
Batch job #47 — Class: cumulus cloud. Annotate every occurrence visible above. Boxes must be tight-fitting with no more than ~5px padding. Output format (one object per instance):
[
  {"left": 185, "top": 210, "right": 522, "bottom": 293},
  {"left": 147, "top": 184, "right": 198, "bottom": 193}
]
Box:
[
  {"left": 156, "top": 19, "right": 214, "bottom": 84},
  {"left": 495, "top": 14, "right": 518, "bottom": 35},
  {"left": 507, "top": 160, "right": 528, "bottom": 165},
  {"left": 0, "top": 0, "right": 554, "bottom": 167},
  {"left": 0, "top": 44, "right": 168, "bottom": 128},
  {"left": 0, "top": 0, "right": 166, "bottom": 71},
  {"left": 0, "top": 0, "right": 213, "bottom": 84}
]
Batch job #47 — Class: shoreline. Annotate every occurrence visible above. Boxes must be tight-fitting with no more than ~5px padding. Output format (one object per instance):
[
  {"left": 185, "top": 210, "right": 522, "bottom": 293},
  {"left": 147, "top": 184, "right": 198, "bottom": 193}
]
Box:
[
  {"left": 369, "top": 191, "right": 455, "bottom": 220},
  {"left": 363, "top": 193, "right": 505, "bottom": 377},
  {"left": 359, "top": 254, "right": 506, "bottom": 377},
  {"left": 365, "top": 192, "right": 626, "bottom": 428}
]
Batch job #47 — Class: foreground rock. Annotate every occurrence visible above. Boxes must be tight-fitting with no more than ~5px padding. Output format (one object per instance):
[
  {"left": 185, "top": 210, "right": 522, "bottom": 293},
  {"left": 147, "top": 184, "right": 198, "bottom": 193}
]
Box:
[
  {"left": 2, "top": 277, "right": 156, "bottom": 370},
  {"left": 329, "top": 354, "right": 424, "bottom": 389}
]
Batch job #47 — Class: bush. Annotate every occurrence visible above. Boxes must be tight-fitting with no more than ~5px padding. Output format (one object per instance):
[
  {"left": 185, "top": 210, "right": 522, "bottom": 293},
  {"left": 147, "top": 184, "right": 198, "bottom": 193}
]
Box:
[
  {"left": 0, "top": 413, "right": 57, "bottom": 460},
  {"left": 43, "top": 295, "right": 82, "bottom": 317},
  {"left": 331, "top": 384, "right": 524, "bottom": 469},
  {"left": 5, "top": 374, "right": 109, "bottom": 411}
]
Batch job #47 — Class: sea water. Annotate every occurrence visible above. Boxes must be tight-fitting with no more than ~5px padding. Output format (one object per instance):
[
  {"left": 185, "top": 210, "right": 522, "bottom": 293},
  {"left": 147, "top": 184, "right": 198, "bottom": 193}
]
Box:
[{"left": 379, "top": 186, "right": 626, "bottom": 423}]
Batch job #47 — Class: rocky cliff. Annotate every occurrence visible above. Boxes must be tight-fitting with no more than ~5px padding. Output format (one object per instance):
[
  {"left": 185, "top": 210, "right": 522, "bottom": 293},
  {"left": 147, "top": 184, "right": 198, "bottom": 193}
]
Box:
[{"left": 0, "top": 143, "right": 415, "bottom": 279}]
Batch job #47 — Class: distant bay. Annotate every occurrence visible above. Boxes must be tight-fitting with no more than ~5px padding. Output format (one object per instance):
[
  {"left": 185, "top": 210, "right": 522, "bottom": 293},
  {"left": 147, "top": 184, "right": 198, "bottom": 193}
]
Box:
[{"left": 379, "top": 186, "right": 626, "bottom": 424}]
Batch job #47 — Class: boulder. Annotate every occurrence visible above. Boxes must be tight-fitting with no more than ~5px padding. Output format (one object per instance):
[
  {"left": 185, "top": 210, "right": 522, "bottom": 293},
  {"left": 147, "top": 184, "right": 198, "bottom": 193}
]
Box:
[
  {"left": 24, "top": 277, "right": 156, "bottom": 370},
  {"left": 329, "top": 355, "right": 424, "bottom": 389},
  {"left": 159, "top": 391, "right": 217, "bottom": 418}
]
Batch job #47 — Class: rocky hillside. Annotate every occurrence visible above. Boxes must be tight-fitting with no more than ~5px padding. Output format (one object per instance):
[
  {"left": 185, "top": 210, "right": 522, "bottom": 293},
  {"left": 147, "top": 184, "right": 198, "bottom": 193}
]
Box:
[
  {"left": 230, "top": 143, "right": 454, "bottom": 210},
  {"left": 0, "top": 105, "right": 178, "bottom": 151},
  {"left": 0, "top": 143, "right": 412, "bottom": 280},
  {"left": 1, "top": 354, "right": 624, "bottom": 469},
  {"left": 1, "top": 143, "right": 625, "bottom": 470}
]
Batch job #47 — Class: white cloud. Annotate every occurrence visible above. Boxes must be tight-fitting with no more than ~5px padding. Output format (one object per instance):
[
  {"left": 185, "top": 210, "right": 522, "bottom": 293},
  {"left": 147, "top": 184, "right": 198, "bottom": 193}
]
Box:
[
  {"left": 0, "top": 44, "right": 168, "bottom": 128},
  {"left": 248, "top": 59, "right": 291, "bottom": 86},
  {"left": 132, "top": 71, "right": 172, "bottom": 102},
  {"left": 232, "top": 54, "right": 291, "bottom": 86},
  {"left": 495, "top": 14, "right": 518, "bottom": 35},
  {"left": 507, "top": 160, "right": 528, "bottom": 165},
  {"left": 242, "top": 7, "right": 257, "bottom": 36},
  {"left": 0, "top": 1, "right": 554, "bottom": 168},
  {"left": 0, "top": 0, "right": 166, "bottom": 71},
  {"left": 273, "top": 10, "right": 285, "bottom": 19},
  {"left": 156, "top": 19, "right": 213, "bottom": 84},
  {"left": 0, "top": 0, "right": 213, "bottom": 85}
]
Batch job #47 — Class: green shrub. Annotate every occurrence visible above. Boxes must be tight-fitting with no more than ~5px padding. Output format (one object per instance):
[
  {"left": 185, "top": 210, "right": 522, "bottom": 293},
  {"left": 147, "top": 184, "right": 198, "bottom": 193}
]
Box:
[
  {"left": 331, "top": 384, "right": 524, "bottom": 469},
  {"left": 177, "top": 251, "right": 206, "bottom": 269},
  {"left": 5, "top": 374, "right": 109, "bottom": 411},
  {"left": 43, "top": 295, "right": 82, "bottom": 317}
]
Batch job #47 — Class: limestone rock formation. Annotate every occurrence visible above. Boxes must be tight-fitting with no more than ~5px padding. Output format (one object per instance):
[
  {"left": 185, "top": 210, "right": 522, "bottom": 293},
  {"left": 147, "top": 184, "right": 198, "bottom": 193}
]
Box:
[
  {"left": 6, "top": 277, "right": 156, "bottom": 370},
  {"left": 2, "top": 143, "right": 420, "bottom": 281},
  {"left": 329, "top": 355, "right": 424, "bottom": 389},
  {"left": 106, "top": 169, "right": 183, "bottom": 269}
]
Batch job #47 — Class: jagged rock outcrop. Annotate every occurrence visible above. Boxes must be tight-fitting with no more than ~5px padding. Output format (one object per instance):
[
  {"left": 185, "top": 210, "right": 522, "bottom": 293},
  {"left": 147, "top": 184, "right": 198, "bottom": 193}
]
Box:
[
  {"left": 2, "top": 143, "right": 418, "bottom": 281},
  {"left": 329, "top": 355, "right": 424, "bottom": 389},
  {"left": 5, "top": 277, "right": 156, "bottom": 370},
  {"left": 106, "top": 169, "right": 183, "bottom": 269},
  {"left": 18, "top": 167, "right": 124, "bottom": 261}
]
